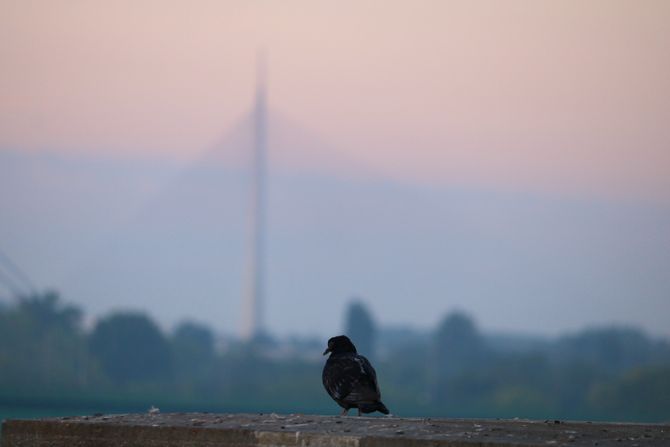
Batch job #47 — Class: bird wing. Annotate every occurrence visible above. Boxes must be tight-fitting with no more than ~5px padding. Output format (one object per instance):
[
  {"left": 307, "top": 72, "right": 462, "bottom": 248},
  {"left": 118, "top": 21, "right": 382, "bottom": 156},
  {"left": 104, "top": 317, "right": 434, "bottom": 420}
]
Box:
[
  {"left": 348, "top": 355, "right": 381, "bottom": 401},
  {"left": 323, "top": 354, "right": 380, "bottom": 403}
]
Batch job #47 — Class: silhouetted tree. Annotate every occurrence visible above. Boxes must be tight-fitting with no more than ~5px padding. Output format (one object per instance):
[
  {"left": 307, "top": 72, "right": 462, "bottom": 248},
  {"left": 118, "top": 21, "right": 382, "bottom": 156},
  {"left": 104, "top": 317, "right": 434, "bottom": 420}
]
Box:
[
  {"left": 0, "top": 290, "right": 87, "bottom": 390},
  {"left": 432, "top": 311, "right": 488, "bottom": 403},
  {"left": 553, "top": 327, "right": 669, "bottom": 373},
  {"left": 435, "top": 312, "right": 484, "bottom": 371},
  {"left": 344, "top": 299, "right": 376, "bottom": 359},
  {"left": 172, "top": 321, "right": 215, "bottom": 388},
  {"left": 89, "top": 312, "right": 172, "bottom": 384},
  {"left": 16, "top": 290, "right": 81, "bottom": 333}
]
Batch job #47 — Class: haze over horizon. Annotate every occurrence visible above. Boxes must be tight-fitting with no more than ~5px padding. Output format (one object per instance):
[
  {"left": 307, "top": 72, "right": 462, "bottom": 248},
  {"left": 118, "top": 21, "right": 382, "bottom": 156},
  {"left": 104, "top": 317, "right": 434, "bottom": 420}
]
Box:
[{"left": 1, "top": 1, "right": 669, "bottom": 339}]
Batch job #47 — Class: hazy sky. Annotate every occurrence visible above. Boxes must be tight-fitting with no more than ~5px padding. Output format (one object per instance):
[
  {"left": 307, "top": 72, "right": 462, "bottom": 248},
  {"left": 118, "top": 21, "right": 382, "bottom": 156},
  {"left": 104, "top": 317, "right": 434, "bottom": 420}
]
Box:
[
  {"left": 2, "top": 0, "right": 669, "bottom": 201},
  {"left": 1, "top": 1, "right": 670, "bottom": 337}
]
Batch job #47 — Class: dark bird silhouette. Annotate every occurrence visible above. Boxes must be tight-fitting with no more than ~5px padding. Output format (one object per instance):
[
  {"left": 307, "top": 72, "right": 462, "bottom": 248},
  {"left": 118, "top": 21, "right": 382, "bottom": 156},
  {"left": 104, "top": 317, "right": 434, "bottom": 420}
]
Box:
[{"left": 322, "top": 335, "right": 389, "bottom": 416}]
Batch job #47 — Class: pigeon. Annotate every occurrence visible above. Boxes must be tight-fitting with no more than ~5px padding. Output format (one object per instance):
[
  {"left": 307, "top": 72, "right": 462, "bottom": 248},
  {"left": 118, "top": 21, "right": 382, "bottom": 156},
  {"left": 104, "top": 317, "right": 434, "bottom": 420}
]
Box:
[{"left": 322, "top": 335, "right": 389, "bottom": 416}]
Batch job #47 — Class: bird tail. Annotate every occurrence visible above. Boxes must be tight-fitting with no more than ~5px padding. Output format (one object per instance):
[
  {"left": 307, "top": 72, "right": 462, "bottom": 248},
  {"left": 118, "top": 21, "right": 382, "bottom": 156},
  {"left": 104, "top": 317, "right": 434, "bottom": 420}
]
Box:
[
  {"left": 376, "top": 401, "right": 390, "bottom": 415},
  {"left": 360, "top": 401, "right": 389, "bottom": 415}
]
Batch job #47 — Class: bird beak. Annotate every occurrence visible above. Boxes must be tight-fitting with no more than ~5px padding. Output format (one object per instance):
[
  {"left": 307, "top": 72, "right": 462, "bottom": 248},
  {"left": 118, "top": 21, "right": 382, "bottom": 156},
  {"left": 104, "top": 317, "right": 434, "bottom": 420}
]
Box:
[{"left": 323, "top": 348, "right": 331, "bottom": 356}]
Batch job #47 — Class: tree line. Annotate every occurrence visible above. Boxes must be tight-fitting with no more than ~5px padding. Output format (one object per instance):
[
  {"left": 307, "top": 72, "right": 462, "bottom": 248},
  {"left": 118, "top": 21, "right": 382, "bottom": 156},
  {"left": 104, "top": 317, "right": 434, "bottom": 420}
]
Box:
[{"left": 0, "top": 292, "right": 669, "bottom": 422}]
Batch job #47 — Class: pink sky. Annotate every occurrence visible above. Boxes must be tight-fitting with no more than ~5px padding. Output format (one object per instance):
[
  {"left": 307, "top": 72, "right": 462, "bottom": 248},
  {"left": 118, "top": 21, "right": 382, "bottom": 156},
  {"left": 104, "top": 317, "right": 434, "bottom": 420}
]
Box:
[{"left": 1, "top": 0, "right": 669, "bottom": 202}]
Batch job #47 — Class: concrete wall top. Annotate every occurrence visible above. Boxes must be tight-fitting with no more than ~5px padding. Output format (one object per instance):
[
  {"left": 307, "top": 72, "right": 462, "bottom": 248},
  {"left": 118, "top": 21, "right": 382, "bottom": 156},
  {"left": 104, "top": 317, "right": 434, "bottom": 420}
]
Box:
[{"left": 2, "top": 412, "right": 668, "bottom": 447}]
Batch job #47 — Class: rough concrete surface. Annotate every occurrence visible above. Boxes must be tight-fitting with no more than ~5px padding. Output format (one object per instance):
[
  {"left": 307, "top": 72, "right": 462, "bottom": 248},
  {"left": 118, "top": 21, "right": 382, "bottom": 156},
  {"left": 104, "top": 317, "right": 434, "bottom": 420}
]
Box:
[{"left": 2, "top": 412, "right": 668, "bottom": 447}]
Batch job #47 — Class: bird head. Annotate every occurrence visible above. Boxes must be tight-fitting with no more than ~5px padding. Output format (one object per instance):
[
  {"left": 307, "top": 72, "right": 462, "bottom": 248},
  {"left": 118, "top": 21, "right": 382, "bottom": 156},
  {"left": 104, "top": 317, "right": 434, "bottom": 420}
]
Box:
[{"left": 323, "top": 335, "right": 357, "bottom": 355}]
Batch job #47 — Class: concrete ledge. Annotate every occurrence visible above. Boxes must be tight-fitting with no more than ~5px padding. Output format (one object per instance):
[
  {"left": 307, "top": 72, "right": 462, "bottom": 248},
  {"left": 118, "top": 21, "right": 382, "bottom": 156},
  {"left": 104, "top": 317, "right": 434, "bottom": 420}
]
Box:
[{"left": 2, "top": 413, "right": 668, "bottom": 447}]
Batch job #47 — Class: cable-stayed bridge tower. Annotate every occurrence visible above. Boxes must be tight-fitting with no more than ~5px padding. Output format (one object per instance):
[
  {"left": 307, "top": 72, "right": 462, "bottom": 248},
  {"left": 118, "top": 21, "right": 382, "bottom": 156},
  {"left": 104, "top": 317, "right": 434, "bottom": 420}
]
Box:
[{"left": 241, "top": 55, "right": 267, "bottom": 340}]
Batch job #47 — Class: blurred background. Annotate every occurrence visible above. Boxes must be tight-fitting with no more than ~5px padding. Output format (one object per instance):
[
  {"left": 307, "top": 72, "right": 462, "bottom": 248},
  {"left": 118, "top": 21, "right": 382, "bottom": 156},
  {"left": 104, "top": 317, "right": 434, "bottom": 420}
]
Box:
[{"left": 1, "top": 0, "right": 669, "bottom": 424}]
